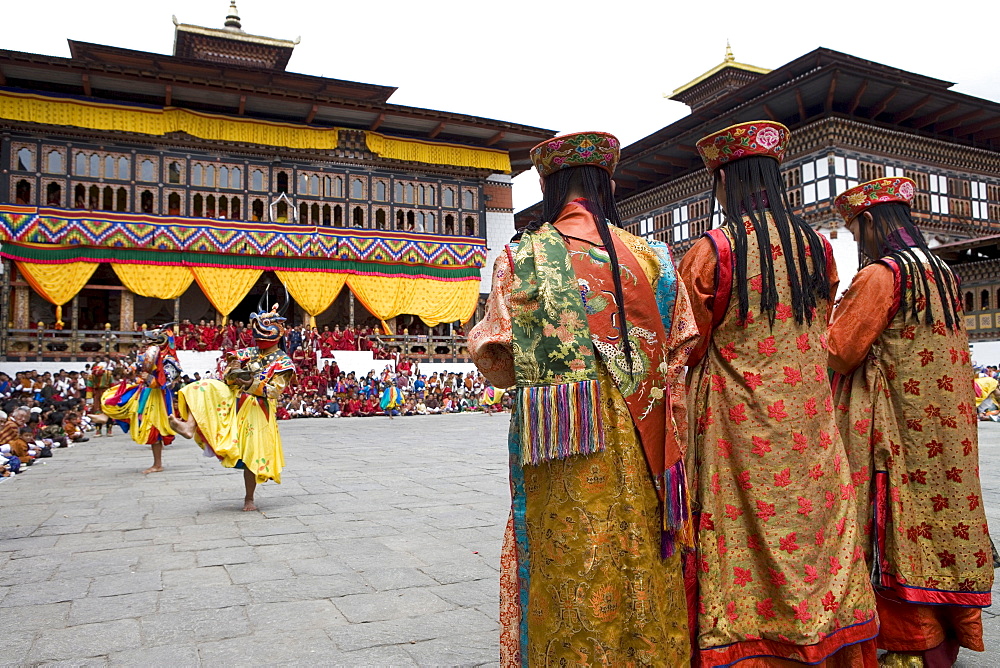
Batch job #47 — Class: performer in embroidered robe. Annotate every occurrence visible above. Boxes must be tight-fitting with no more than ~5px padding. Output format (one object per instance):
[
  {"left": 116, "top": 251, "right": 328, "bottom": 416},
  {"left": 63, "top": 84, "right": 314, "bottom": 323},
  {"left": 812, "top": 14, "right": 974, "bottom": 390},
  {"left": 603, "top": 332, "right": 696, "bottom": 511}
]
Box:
[
  {"left": 171, "top": 291, "right": 295, "bottom": 511},
  {"left": 679, "top": 121, "right": 878, "bottom": 666},
  {"left": 828, "top": 179, "right": 993, "bottom": 666},
  {"left": 102, "top": 325, "right": 182, "bottom": 474},
  {"left": 469, "top": 131, "right": 699, "bottom": 666}
]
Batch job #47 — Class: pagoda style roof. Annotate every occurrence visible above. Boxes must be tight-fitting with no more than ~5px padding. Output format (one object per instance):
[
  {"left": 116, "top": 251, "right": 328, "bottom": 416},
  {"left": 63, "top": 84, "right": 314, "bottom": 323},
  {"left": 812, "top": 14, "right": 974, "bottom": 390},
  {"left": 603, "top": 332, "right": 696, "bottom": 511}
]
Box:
[
  {"left": 669, "top": 44, "right": 771, "bottom": 111},
  {"left": 616, "top": 48, "right": 1000, "bottom": 197},
  {"left": 933, "top": 233, "right": 1000, "bottom": 263},
  {"left": 0, "top": 35, "right": 554, "bottom": 174},
  {"left": 518, "top": 47, "right": 1000, "bottom": 218},
  {"left": 171, "top": 20, "right": 298, "bottom": 71}
]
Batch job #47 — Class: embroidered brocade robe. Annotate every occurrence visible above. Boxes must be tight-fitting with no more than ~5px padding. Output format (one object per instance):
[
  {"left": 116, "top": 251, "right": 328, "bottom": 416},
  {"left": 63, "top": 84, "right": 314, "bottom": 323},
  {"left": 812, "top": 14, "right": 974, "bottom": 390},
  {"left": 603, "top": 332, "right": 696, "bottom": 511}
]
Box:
[
  {"left": 829, "top": 252, "right": 992, "bottom": 653},
  {"left": 469, "top": 202, "right": 699, "bottom": 667},
  {"left": 679, "top": 215, "right": 878, "bottom": 667}
]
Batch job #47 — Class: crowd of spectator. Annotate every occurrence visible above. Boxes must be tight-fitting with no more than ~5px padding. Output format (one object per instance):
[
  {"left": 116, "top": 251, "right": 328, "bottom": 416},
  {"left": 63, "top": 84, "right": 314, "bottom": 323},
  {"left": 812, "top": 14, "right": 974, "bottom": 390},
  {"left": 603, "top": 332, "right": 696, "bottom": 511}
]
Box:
[
  {"left": 0, "top": 338, "right": 508, "bottom": 477},
  {"left": 0, "top": 365, "right": 105, "bottom": 478},
  {"left": 275, "top": 355, "right": 509, "bottom": 419}
]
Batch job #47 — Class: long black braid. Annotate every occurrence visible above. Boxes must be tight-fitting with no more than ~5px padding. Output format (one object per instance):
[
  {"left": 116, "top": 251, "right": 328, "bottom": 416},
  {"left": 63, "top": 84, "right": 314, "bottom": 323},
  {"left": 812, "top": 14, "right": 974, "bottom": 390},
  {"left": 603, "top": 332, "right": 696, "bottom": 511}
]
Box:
[
  {"left": 711, "top": 155, "right": 830, "bottom": 326},
  {"left": 856, "top": 202, "right": 960, "bottom": 330},
  {"left": 527, "top": 165, "right": 634, "bottom": 374}
]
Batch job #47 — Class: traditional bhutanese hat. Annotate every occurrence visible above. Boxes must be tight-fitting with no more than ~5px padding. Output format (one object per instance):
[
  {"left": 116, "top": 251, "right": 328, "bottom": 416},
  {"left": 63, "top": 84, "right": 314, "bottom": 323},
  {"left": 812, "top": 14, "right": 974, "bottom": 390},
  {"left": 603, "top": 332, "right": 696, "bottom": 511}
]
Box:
[
  {"left": 834, "top": 177, "right": 916, "bottom": 224},
  {"left": 696, "top": 120, "right": 790, "bottom": 172},
  {"left": 530, "top": 131, "right": 620, "bottom": 178}
]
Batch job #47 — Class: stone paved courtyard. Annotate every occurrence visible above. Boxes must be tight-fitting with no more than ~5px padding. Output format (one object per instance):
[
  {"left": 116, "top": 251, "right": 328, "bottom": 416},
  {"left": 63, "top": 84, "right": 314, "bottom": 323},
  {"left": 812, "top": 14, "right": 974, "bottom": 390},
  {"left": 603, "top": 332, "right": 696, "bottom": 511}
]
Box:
[{"left": 0, "top": 414, "right": 998, "bottom": 666}]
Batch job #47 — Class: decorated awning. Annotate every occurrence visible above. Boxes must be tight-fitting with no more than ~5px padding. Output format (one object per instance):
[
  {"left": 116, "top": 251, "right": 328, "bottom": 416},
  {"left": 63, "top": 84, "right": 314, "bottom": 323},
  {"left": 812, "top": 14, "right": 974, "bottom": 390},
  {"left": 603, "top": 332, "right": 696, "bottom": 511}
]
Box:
[
  {"left": 1, "top": 205, "right": 485, "bottom": 328},
  {"left": 0, "top": 88, "right": 511, "bottom": 173}
]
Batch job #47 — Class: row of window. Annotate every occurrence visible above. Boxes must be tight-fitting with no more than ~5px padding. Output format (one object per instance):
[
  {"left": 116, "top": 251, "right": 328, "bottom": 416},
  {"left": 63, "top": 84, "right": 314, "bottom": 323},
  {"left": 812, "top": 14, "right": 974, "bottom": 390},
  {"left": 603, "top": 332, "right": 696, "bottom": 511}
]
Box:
[
  {"left": 964, "top": 288, "right": 1000, "bottom": 313},
  {"left": 625, "top": 157, "right": 998, "bottom": 244},
  {"left": 13, "top": 147, "right": 478, "bottom": 208},
  {"left": 11, "top": 179, "right": 480, "bottom": 235}
]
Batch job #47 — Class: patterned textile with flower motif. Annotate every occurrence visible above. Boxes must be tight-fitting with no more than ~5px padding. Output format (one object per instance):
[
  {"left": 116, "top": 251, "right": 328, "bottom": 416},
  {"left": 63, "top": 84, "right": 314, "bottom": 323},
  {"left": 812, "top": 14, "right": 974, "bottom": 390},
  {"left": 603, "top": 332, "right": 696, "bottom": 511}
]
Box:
[
  {"left": 831, "top": 251, "right": 992, "bottom": 652},
  {"left": 469, "top": 203, "right": 698, "bottom": 666},
  {"left": 682, "top": 214, "right": 878, "bottom": 666}
]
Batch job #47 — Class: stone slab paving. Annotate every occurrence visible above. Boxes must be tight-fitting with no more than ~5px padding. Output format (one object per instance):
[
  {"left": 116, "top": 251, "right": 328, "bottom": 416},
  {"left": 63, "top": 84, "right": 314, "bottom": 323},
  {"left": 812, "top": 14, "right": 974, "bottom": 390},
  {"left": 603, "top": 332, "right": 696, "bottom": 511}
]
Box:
[{"left": 0, "top": 414, "right": 997, "bottom": 666}]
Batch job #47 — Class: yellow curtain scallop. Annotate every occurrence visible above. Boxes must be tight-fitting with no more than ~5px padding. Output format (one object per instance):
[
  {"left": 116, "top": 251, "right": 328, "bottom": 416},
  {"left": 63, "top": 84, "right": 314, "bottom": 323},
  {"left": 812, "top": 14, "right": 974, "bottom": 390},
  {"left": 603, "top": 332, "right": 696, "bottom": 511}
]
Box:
[
  {"left": 274, "top": 271, "right": 348, "bottom": 328},
  {"left": 16, "top": 261, "right": 98, "bottom": 326},
  {"left": 17, "top": 260, "right": 97, "bottom": 305},
  {"left": 192, "top": 267, "right": 262, "bottom": 322},
  {"left": 346, "top": 275, "right": 417, "bottom": 332},
  {"left": 112, "top": 264, "right": 193, "bottom": 300},
  {"left": 406, "top": 278, "right": 480, "bottom": 327},
  {"left": 346, "top": 275, "right": 480, "bottom": 331}
]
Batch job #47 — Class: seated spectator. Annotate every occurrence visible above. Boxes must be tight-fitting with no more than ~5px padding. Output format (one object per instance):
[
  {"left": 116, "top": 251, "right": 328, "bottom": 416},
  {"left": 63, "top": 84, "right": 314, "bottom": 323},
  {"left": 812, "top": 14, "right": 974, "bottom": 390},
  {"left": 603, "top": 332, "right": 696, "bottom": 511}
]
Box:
[
  {"left": 9, "top": 427, "right": 36, "bottom": 465},
  {"left": 62, "top": 412, "right": 89, "bottom": 443},
  {"left": 323, "top": 399, "right": 341, "bottom": 417}
]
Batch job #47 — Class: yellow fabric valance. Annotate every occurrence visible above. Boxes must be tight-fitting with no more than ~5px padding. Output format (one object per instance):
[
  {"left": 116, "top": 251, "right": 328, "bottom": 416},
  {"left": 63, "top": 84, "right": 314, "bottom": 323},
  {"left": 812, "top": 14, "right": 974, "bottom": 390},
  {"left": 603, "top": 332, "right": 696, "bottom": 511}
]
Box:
[
  {"left": 0, "top": 90, "right": 337, "bottom": 152},
  {"left": 365, "top": 132, "right": 511, "bottom": 174},
  {"left": 113, "top": 264, "right": 194, "bottom": 300},
  {"left": 346, "top": 275, "right": 479, "bottom": 331},
  {"left": 0, "top": 90, "right": 512, "bottom": 171},
  {"left": 16, "top": 260, "right": 99, "bottom": 326},
  {"left": 274, "top": 270, "right": 348, "bottom": 328},
  {"left": 192, "top": 267, "right": 262, "bottom": 322}
]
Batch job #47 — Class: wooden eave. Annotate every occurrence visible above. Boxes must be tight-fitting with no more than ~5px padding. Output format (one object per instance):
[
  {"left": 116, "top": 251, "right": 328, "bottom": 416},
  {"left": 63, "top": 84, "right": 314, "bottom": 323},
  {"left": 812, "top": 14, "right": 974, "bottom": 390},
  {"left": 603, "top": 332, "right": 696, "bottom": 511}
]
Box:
[
  {"left": 610, "top": 47, "right": 1000, "bottom": 200},
  {"left": 932, "top": 233, "right": 1000, "bottom": 262},
  {"left": 0, "top": 44, "right": 555, "bottom": 174}
]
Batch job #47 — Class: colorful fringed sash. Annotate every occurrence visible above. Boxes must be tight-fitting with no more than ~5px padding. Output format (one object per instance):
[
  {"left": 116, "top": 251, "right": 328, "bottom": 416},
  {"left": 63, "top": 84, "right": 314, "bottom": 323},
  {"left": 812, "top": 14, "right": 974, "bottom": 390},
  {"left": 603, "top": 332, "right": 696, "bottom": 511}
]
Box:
[{"left": 509, "top": 222, "right": 606, "bottom": 464}]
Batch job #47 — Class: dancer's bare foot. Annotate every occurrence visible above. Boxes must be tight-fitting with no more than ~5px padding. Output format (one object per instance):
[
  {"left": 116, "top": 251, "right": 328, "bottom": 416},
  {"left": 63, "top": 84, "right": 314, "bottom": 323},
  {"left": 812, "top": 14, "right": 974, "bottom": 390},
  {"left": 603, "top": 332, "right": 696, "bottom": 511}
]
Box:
[
  {"left": 142, "top": 465, "right": 164, "bottom": 474},
  {"left": 168, "top": 414, "right": 196, "bottom": 439},
  {"left": 242, "top": 499, "right": 258, "bottom": 511}
]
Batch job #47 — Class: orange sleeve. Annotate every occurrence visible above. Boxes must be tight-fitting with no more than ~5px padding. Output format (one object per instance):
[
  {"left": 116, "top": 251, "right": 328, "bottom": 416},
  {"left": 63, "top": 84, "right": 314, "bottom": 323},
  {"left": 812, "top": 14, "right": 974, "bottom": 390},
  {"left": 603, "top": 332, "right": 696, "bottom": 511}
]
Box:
[
  {"left": 827, "top": 262, "right": 896, "bottom": 375},
  {"left": 676, "top": 236, "right": 719, "bottom": 346}
]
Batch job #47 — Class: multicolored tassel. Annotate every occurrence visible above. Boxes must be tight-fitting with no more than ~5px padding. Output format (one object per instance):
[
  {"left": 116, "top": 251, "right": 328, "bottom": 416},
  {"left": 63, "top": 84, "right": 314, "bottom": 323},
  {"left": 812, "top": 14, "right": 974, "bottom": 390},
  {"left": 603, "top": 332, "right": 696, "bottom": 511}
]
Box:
[
  {"left": 661, "top": 460, "right": 694, "bottom": 558},
  {"left": 515, "top": 379, "right": 605, "bottom": 465}
]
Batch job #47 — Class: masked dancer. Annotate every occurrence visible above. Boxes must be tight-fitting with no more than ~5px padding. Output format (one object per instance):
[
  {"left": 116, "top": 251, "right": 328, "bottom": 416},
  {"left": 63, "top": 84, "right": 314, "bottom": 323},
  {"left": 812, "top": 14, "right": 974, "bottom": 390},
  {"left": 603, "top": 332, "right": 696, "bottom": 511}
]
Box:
[
  {"left": 102, "top": 325, "right": 182, "bottom": 474},
  {"left": 170, "top": 289, "right": 295, "bottom": 511}
]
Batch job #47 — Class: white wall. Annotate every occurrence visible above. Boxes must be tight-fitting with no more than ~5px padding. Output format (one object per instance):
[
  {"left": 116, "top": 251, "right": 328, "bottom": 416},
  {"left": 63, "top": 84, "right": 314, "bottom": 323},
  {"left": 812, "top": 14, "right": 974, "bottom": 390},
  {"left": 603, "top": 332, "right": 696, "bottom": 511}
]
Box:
[
  {"left": 481, "top": 174, "right": 516, "bottom": 295},
  {"left": 817, "top": 225, "right": 859, "bottom": 297}
]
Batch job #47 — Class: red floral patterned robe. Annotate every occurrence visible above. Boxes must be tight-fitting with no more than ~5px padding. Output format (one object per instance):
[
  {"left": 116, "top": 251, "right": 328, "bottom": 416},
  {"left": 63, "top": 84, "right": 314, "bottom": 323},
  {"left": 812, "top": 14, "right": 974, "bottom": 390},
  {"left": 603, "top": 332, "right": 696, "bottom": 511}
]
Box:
[
  {"left": 829, "top": 252, "right": 992, "bottom": 658},
  {"left": 679, "top": 215, "right": 878, "bottom": 667}
]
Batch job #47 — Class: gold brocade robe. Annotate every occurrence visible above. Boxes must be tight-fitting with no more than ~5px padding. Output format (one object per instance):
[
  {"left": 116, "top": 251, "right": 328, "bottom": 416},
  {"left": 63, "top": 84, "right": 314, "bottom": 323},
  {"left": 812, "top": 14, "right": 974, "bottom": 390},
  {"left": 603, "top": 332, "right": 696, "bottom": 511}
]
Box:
[{"left": 469, "top": 210, "right": 698, "bottom": 667}]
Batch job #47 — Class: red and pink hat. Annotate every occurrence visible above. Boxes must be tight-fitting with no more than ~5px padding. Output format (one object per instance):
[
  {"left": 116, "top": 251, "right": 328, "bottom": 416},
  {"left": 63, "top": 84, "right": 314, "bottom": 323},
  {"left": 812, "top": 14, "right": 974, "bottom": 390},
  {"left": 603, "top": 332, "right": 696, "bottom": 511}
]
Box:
[{"left": 834, "top": 177, "right": 916, "bottom": 223}]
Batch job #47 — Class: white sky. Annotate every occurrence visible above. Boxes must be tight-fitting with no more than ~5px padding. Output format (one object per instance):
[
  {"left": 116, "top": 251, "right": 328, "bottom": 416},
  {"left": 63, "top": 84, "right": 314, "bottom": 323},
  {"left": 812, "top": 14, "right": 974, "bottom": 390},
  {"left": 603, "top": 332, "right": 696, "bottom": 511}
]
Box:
[{"left": 6, "top": 0, "right": 999, "bottom": 214}]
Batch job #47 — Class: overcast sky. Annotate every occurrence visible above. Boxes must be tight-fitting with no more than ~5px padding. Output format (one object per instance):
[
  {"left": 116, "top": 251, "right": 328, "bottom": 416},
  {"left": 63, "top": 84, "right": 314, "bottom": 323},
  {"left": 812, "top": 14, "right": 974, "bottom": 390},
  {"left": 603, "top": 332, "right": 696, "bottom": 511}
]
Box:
[{"left": 7, "top": 0, "right": 998, "bottom": 212}]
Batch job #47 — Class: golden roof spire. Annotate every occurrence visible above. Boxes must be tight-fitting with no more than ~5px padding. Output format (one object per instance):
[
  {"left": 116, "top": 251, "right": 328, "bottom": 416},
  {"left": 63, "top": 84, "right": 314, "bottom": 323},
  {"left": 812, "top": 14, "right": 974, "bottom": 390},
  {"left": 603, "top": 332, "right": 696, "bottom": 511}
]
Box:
[
  {"left": 224, "top": 0, "right": 242, "bottom": 31},
  {"left": 725, "top": 40, "right": 735, "bottom": 62}
]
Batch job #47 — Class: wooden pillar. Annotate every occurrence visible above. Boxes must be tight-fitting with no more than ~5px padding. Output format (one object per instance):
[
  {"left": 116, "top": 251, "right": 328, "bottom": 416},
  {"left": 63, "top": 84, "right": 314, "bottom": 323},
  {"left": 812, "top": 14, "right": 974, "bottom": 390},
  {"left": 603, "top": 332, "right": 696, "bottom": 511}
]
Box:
[
  {"left": 119, "top": 290, "right": 134, "bottom": 331},
  {"left": 70, "top": 295, "right": 80, "bottom": 357},
  {"left": 349, "top": 291, "right": 355, "bottom": 327},
  {"left": 13, "top": 286, "right": 30, "bottom": 329},
  {"left": 0, "top": 260, "right": 9, "bottom": 359},
  {"left": 173, "top": 297, "right": 181, "bottom": 325}
]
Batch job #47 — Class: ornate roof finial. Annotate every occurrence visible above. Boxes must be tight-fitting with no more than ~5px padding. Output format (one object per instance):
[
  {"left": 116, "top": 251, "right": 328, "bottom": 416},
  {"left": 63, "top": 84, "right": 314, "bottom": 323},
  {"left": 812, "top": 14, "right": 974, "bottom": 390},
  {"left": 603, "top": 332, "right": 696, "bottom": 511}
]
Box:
[
  {"left": 224, "top": 0, "right": 242, "bottom": 31},
  {"left": 725, "top": 40, "right": 735, "bottom": 62}
]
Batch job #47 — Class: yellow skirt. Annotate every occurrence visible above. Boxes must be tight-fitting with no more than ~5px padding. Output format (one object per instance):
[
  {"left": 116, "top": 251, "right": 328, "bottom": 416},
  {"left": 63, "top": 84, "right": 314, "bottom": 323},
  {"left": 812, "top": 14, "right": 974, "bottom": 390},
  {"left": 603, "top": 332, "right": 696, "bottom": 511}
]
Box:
[
  {"left": 177, "top": 379, "right": 284, "bottom": 484},
  {"left": 101, "top": 383, "right": 176, "bottom": 445}
]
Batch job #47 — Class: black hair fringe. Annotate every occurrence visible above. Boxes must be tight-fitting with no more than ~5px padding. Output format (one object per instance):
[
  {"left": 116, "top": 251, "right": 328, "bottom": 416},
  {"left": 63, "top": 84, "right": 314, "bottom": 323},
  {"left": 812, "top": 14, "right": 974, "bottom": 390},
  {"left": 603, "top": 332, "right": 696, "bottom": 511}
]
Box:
[
  {"left": 531, "top": 166, "right": 634, "bottom": 374},
  {"left": 711, "top": 156, "right": 830, "bottom": 326},
  {"left": 856, "top": 203, "right": 960, "bottom": 330}
]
